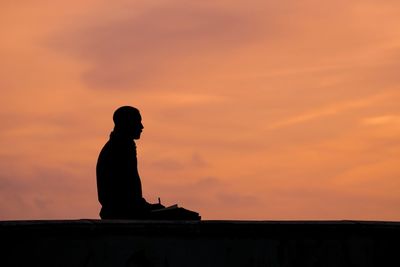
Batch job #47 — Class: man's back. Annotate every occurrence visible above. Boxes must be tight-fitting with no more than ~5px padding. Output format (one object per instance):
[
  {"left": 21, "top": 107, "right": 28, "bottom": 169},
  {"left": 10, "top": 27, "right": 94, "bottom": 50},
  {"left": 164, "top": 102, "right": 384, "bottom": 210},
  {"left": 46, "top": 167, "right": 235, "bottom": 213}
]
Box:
[{"left": 96, "top": 132, "right": 145, "bottom": 219}]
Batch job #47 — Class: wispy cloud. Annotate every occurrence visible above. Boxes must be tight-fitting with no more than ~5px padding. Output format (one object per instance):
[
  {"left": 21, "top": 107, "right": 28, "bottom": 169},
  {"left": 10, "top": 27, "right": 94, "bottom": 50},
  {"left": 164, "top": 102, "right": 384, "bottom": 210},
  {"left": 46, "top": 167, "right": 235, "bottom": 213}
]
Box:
[
  {"left": 268, "top": 91, "right": 397, "bottom": 130},
  {"left": 362, "top": 115, "right": 400, "bottom": 126},
  {"left": 51, "top": 1, "right": 257, "bottom": 90}
]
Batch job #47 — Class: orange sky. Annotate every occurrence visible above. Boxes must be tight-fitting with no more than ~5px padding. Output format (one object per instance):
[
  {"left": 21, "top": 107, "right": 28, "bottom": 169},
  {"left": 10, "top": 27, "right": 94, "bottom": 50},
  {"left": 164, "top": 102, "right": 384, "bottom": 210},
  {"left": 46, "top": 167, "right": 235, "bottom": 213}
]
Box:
[{"left": 1, "top": 0, "right": 400, "bottom": 220}]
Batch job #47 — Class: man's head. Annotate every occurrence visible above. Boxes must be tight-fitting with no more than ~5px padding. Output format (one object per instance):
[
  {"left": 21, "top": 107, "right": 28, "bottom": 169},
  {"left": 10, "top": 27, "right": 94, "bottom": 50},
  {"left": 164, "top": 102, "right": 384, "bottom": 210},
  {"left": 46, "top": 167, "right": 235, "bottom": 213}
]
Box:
[{"left": 113, "top": 106, "right": 144, "bottom": 139}]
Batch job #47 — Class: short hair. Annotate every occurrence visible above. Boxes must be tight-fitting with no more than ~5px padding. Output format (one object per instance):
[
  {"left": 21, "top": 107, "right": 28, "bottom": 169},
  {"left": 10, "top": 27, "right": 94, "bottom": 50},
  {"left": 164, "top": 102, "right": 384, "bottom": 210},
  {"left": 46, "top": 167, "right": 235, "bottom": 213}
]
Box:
[{"left": 113, "top": 106, "right": 140, "bottom": 126}]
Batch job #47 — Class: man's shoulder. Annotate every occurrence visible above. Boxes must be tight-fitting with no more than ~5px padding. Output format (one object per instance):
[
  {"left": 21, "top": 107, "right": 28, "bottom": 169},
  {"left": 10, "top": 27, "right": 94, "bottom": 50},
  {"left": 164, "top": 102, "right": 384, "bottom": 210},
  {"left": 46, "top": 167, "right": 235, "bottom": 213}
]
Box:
[{"left": 99, "top": 139, "right": 135, "bottom": 157}]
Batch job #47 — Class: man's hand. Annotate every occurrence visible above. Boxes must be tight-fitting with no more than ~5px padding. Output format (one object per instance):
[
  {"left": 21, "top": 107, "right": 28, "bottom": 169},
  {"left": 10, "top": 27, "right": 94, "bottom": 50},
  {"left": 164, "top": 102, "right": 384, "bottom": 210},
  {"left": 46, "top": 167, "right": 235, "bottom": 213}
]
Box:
[{"left": 151, "top": 203, "right": 165, "bottom": 210}]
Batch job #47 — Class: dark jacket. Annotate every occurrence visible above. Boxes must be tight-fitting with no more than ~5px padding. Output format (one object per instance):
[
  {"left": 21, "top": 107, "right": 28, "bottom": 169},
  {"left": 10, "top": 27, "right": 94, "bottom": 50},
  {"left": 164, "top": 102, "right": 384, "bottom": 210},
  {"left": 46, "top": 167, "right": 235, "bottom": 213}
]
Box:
[{"left": 96, "top": 131, "right": 150, "bottom": 219}]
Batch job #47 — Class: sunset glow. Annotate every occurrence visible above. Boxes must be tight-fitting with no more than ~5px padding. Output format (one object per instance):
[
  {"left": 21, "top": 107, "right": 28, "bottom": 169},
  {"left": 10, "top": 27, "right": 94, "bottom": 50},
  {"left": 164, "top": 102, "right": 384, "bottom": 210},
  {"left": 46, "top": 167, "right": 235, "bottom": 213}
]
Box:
[{"left": 1, "top": 0, "right": 400, "bottom": 220}]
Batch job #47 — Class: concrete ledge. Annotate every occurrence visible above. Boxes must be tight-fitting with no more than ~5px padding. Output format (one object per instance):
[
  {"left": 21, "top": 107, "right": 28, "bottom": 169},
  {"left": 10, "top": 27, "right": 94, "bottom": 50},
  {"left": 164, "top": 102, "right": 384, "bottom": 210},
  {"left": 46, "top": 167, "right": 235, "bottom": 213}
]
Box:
[{"left": 2, "top": 220, "right": 400, "bottom": 266}]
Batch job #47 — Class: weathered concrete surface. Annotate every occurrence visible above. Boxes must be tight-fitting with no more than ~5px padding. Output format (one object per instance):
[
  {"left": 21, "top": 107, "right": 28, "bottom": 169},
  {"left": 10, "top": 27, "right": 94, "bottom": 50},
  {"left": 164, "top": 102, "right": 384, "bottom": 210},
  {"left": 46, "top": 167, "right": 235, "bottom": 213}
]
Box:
[{"left": 1, "top": 220, "right": 400, "bottom": 267}]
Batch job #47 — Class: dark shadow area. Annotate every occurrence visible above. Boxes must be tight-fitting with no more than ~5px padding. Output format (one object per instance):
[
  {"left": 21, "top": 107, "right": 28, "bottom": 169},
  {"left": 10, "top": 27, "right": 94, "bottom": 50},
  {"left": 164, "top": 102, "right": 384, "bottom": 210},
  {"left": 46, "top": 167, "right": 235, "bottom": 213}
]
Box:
[
  {"left": 1, "top": 220, "right": 400, "bottom": 267},
  {"left": 96, "top": 106, "right": 200, "bottom": 220}
]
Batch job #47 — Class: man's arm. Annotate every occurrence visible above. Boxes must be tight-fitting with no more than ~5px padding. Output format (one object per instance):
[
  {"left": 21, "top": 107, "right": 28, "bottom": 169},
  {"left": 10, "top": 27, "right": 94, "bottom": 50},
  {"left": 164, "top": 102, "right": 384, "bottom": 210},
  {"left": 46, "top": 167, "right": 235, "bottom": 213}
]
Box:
[{"left": 141, "top": 197, "right": 165, "bottom": 210}]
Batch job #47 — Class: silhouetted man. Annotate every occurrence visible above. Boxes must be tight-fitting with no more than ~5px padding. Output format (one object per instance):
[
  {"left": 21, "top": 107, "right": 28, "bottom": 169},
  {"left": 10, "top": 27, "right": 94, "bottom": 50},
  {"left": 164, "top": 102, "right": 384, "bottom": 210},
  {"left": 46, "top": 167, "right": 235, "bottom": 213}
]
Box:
[{"left": 96, "top": 106, "right": 164, "bottom": 219}]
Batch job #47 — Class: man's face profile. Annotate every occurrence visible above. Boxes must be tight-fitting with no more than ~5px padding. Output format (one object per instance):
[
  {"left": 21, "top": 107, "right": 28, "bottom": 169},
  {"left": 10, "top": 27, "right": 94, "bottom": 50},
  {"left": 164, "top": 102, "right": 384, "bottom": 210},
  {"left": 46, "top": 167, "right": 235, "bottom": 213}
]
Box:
[
  {"left": 131, "top": 115, "right": 144, "bottom": 139},
  {"left": 113, "top": 106, "right": 144, "bottom": 140}
]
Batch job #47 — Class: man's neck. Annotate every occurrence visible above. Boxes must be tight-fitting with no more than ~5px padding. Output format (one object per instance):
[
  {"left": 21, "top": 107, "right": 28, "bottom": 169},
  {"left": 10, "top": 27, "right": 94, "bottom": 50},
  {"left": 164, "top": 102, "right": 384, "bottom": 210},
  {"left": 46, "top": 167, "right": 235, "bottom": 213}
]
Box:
[{"left": 110, "top": 130, "right": 134, "bottom": 142}]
